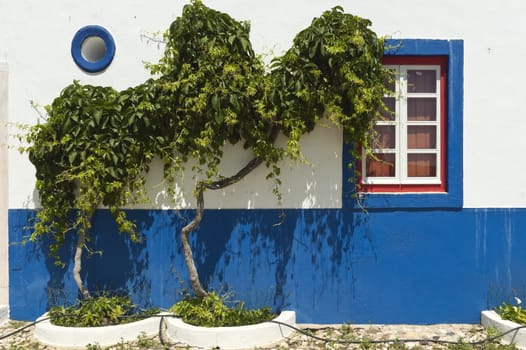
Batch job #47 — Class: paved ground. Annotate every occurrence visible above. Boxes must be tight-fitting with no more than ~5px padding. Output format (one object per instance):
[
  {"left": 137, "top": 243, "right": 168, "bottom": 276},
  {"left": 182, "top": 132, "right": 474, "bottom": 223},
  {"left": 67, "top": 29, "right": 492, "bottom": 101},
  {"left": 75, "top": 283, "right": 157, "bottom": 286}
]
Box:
[{"left": 0, "top": 319, "right": 498, "bottom": 350}]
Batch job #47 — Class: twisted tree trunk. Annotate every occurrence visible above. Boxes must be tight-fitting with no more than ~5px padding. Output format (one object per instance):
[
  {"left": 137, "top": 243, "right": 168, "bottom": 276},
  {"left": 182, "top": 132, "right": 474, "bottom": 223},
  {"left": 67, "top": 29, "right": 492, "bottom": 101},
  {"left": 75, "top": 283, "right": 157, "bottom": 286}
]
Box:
[
  {"left": 181, "top": 127, "right": 279, "bottom": 297},
  {"left": 181, "top": 183, "right": 207, "bottom": 297},
  {"left": 73, "top": 203, "right": 99, "bottom": 300},
  {"left": 73, "top": 228, "right": 91, "bottom": 300}
]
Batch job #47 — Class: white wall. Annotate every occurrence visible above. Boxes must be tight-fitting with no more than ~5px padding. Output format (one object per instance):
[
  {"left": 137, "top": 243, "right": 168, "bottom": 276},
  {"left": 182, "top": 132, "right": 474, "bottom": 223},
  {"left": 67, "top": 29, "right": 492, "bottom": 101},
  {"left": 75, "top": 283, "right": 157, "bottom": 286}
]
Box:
[
  {"left": 3, "top": 0, "right": 181, "bottom": 209},
  {"left": 3, "top": 0, "right": 526, "bottom": 208},
  {"left": 2, "top": 0, "right": 342, "bottom": 210},
  {"left": 0, "top": 63, "right": 8, "bottom": 306}
]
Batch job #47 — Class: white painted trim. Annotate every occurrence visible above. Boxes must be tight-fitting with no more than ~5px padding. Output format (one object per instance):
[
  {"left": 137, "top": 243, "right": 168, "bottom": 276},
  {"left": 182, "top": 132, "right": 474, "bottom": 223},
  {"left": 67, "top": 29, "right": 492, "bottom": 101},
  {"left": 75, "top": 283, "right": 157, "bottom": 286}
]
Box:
[
  {"left": 34, "top": 313, "right": 163, "bottom": 348},
  {"left": 481, "top": 310, "right": 526, "bottom": 349},
  {"left": 363, "top": 64, "right": 442, "bottom": 185},
  {"left": 165, "top": 311, "right": 296, "bottom": 349}
]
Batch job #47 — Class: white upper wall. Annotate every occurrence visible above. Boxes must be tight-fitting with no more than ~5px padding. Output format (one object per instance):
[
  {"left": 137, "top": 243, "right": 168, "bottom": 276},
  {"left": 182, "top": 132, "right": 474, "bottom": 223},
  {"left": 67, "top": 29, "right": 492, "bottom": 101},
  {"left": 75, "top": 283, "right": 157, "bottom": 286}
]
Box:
[
  {"left": 3, "top": 0, "right": 526, "bottom": 208},
  {"left": 0, "top": 64, "right": 8, "bottom": 304}
]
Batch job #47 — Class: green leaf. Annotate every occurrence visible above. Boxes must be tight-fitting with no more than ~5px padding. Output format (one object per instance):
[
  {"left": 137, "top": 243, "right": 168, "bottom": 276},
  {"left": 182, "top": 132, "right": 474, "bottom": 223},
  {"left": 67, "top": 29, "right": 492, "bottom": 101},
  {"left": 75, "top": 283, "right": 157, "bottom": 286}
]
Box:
[
  {"left": 211, "top": 94, "right": 220, "bottom": 111},
  {"left": 215, "top": 112, "right": 224, "bottom": 124},
  {"left": 68, "top": 152, "right": 77, "bottom": 164},
  {"left": 93, "top": 110, "right": 102, "bottom": 125}
]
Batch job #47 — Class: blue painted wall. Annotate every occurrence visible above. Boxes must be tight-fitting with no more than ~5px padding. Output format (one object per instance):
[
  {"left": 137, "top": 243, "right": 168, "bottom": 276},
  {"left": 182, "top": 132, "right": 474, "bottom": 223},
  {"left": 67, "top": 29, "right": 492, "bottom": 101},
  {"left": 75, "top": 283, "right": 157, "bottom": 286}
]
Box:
[{"left": 9, "top": 207, "right": 526, "bottom": 323}]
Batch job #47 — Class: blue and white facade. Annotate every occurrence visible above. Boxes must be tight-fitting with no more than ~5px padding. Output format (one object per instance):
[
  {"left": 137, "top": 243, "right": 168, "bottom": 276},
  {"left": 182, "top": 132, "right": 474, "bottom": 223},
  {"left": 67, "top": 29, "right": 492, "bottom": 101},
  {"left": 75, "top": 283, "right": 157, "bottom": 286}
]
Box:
[{"left": 2, "top": 0, "right": 526, "bottom": 323}]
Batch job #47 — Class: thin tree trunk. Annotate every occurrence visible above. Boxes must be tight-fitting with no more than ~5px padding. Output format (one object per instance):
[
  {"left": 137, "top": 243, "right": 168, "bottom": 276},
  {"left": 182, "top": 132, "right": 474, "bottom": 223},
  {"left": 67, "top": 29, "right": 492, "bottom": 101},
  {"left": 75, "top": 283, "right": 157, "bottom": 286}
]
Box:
[
  {"left": 73, "top": 228, "right": 91, "bottom": 300},
  {"left": 73, "top": 204, "right": 99, "bottom": 300},
  {"left": 181, "top": 127, "right": 279, "bottom": 297},
  {"left": 181, "top": 183, "right": 208, "bottom": 297}
]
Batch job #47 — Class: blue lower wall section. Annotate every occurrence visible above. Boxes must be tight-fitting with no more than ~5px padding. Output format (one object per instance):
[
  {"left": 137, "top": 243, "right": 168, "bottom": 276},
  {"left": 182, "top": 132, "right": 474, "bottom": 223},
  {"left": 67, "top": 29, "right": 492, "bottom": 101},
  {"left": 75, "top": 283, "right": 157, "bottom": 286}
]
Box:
[{"left": 8, "top": 208, "right": 526, "bottom": 323}]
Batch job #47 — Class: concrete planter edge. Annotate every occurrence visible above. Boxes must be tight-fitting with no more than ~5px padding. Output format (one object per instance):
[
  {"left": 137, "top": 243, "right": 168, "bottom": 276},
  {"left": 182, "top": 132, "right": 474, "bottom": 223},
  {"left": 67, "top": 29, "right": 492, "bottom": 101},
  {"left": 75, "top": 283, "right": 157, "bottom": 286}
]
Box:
[
  {"left": 481, "top": 310, "right": 526, "bottom": 349},
  {"left": 34, "top": 312, "right": 166, "bottom": 348},
  {"left": 165, "top": 310, "right": 296, "bottom": 349}
]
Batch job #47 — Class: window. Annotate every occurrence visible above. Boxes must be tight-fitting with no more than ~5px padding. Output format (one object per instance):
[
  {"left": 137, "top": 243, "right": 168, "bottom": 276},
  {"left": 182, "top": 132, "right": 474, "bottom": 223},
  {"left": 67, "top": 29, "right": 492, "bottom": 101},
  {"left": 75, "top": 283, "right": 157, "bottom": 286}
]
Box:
[
  {"left": 343, "top": 39, "right": 463, "bottom": 209},
  {"left": 361, "top": 56, "right": 447, "bottom": 192}
]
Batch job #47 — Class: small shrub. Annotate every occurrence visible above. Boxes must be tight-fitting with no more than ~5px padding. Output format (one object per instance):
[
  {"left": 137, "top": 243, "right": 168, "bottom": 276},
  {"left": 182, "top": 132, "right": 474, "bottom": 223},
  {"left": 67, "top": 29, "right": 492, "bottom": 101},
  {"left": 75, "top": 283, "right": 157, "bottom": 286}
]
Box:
[
  {"left": 388, "top": 341, "right": 410, "bottom": 350},
  {"left": 340, "top": 322, "right": 356, "bottom": 341},
  {"left": 481, "top": 342, "right": 519, "bottom": 350},
  {"left": 135, "top": 332, "right": 157, "bottom": 349},
  {"left": 496, "top": 297, "right": 526, "bottom": 325},
  {"left": 169, "top": 292, "right": 276, "bottom": 327},
  {"left": 7, "top": 320, "right": 27, "bottom": 329},
  {"left": 446, "top": 339, "right": 469, "bottom": 350},
  {"left": 48, "top": 294, "right": 159, "bottom": 327}
]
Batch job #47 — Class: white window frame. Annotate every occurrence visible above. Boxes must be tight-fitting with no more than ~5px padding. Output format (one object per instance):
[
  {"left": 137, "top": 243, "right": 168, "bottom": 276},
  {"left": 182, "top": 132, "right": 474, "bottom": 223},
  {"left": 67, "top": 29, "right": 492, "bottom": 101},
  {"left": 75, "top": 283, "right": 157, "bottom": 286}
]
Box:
[{"left": 362, "top": 64, "right": 442, "bottom": 186}]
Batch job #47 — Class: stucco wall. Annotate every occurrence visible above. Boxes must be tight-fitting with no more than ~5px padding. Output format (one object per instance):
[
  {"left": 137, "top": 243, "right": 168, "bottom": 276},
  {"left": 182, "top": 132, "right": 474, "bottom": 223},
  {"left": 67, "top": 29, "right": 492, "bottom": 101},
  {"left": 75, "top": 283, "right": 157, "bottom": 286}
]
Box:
[
  {"left": 9, "top": 207, "right": 526, "bottom": 323},
  {"left": 4, "top": 0, "right": 526, "bottom": 324},
  {"left": 2, "top": 0, "right": 526, "bottom": 208},
  {"left": 0, "top": 63, "right": 8, "bottom": 307}
]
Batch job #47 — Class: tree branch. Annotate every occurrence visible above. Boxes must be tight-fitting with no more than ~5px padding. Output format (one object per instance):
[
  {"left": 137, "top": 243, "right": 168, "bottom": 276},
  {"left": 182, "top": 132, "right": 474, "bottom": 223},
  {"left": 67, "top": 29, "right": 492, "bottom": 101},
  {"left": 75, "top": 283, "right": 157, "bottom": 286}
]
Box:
[
  {"left": 180, "top": 126, "right": 280, "bottom": 297},
  {"left": 205, "top": 126, "right": 280, "bottom": 190}
]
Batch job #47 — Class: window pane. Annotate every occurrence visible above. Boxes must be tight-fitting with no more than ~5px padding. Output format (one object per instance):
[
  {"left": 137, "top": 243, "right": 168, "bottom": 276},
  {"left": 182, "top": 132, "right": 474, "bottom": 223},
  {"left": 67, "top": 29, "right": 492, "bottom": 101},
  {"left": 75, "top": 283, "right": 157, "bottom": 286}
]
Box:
[
  {"left": 366, "top": 154, "right": 395, "bottom": 177},
  {"left": 408, "top": 126, "right": 436, "bottom": 149},
  {"left": 407, "top": 70, "right": 436, "bottom": 93},
  {"left": 374, "top": 125, "right": 395, "bottom": 149},
  {"left": 407, "top": 154, "right": 436, "bottom": 177},
  {"left": 408, "top": 98, "right": 436, "bottom": 121},
  {"left": 381, "top": 97, "right": 395, "bottom": 120}
]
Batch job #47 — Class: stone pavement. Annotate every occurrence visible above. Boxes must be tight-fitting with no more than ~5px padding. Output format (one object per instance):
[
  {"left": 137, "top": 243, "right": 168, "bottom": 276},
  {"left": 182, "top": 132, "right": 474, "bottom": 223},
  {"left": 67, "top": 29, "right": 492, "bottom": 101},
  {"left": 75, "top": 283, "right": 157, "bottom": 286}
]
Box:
[
  {"left": 279, "top": 323, "right": 489, "bottom": 349},
  {"left": 0, "top": 319, "right": 496, "bottom": 349}
]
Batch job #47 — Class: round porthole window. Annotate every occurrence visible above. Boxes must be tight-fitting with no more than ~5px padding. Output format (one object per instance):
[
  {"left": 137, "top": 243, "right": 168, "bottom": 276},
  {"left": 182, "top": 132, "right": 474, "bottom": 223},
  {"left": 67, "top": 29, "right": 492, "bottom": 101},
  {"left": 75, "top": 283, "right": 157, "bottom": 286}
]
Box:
[{"left": 71, "top": 25, "right": 115, "bottom": 73}]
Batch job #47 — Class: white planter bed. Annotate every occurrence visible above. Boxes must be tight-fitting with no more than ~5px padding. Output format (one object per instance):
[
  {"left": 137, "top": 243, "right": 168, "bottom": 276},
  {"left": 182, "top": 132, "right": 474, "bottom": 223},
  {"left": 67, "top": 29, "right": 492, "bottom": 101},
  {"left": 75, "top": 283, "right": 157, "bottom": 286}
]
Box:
[
  {"left": 481, "top": 310, "right": 526, "bottom": 349},
  {"left": 165, "top": 311, "right": 296, "bottom": 349},
  {"left": 34, "top": 313, "right": 164, "bottom": 348}
]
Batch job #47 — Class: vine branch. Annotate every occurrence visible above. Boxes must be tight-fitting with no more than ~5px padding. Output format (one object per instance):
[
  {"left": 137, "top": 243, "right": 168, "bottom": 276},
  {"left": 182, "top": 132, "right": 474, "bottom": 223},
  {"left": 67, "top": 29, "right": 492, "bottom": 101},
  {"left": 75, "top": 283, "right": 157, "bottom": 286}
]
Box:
[{"left": 180, "top": 126, "right": 280, "bottom": 297}]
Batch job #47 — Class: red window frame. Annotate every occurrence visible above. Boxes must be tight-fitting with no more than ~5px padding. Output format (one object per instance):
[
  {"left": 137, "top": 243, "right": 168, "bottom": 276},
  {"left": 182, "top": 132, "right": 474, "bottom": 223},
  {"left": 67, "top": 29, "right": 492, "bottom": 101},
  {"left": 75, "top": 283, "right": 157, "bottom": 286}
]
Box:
[{"left": 360, "top": 56, "right": 447, "bottom": 193}]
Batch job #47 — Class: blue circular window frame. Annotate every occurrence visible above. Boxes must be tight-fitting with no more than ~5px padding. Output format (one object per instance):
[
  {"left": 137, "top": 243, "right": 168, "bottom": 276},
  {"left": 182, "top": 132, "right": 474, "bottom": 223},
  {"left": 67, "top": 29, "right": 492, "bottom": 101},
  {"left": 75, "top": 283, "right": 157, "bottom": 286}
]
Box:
[{"left": 71, "top": 25, "right": 116, "bottom": 73}]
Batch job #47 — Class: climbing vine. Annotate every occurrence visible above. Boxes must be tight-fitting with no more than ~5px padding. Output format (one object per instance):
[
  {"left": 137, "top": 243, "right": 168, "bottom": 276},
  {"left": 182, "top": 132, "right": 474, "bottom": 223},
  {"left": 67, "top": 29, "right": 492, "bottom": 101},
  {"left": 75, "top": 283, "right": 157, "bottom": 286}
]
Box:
[{"left": 24, "top": 0, "right": 390, "bottom": 298}]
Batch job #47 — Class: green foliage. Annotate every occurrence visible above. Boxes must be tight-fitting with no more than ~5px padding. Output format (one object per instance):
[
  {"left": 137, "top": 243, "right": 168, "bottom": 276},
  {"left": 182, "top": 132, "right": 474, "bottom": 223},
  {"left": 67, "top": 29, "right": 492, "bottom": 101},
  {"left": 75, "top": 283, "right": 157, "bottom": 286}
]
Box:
[
  {"left": 48, "top": 294, "right": 159, "bottom": 327},
  {"left": 83, "top": 333, "right": 167, "bottom": 350},
  {"left": 388, "top": 341, "right": 411, "bottom": 350},
  {"left": 447, "top": 339, "right": 474, "bottom": 350},
  {"left": 447, "top": 340, "right": 518, "bottom": 350},
  {"left": 23, "top": 0, "right": 388, "bottom": 275},
  {"left": 496, "top": 298, "right": 526, "bottom": 325},
  {"left": 0, "top": 344, "right": 40, "bottom": 350},
  {"left": 270, "top": 6, "right": 388, "bottom": 164},
  {"left": 7, "top": 320, "right": 28, "bottom": 329},
  {"left": 135, "top": 332, "right": 157, "bottom": 349},
  {"left": 169, "top": 292, "right": 276, "bottom": 327},
  {"left": 25, "top": 82, "right": 156, "bottom": 262},
  {"left": 339, "top": 322, "right": 357, "bottom": 341},
  {"left": 479, "top": 342, "right": 519, "bottom": 350}
]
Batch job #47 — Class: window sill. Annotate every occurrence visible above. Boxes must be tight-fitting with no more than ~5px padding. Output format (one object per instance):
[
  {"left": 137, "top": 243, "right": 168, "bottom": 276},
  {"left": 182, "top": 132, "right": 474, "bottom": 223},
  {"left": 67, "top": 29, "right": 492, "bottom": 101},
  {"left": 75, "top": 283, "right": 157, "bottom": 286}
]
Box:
[{"left": 346, "top": 191, "right": 462, "bottom": 209}]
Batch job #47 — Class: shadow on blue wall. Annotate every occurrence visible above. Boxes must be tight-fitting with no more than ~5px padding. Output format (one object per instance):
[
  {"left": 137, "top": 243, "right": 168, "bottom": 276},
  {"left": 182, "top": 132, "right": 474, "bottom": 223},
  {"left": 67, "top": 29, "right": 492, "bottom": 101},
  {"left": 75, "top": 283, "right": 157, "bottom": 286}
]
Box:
[
  {"left": 8, "top": 207, "right": 526, "bottom": 323},
  {"left": 192, "top": 209, "right": 370, "bottom": 312}
]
